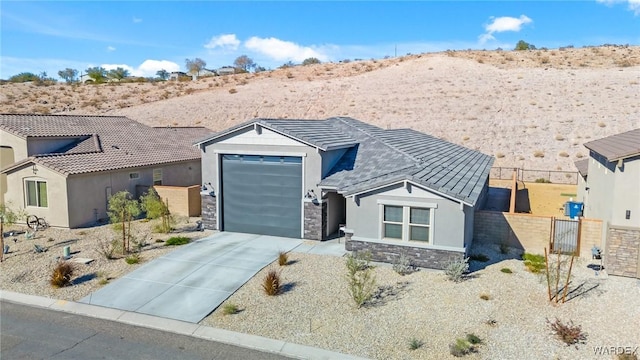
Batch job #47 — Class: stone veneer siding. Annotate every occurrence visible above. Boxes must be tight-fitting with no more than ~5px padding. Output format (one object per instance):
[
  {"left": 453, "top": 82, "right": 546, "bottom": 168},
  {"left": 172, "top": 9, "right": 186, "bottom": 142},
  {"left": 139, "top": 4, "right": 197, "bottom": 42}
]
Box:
[
  {"left": 303, "top": 200, "right": 327, "bottom": 240},
  {"left": 605, "top": 225, "right": 640, "bottom": 278},
  {"left": 201, "top": 194, "right": 217, "bottom": 230},
  {"left": 345, "top": 237, "right": 464, "bottom": 270}
]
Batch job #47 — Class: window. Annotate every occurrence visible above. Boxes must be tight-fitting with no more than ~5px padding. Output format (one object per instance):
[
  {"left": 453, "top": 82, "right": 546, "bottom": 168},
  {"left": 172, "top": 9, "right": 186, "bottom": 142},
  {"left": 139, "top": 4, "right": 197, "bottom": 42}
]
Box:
[
  {"left": 129, "top": 172, "right": 140, "bottom": 180},
  {"left": 26, "top": 180, "right": 48, "bottom": 207},
  {"left": 382, "top": 205, "right": 433, "bottom": 243},
  {"left": 153, "top": 169, "right": 162, "bottom": 185}
]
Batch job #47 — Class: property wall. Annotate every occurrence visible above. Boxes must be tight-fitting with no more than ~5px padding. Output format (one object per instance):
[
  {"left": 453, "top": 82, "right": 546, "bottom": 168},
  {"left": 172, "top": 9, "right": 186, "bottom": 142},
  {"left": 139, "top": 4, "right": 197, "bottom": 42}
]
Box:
[
  {"left": 154, "top": 185, "right": 201, "bottom": 217},
  {"left": 346, "top": 182, "right": 466, "bottom": 250},
  {"left": 65, "top": 161, "right": 201, "bottom": 228},
  {"left": 611, "top": 156, "right": 640, "bottom": 226},
  {"left": 3, "top": 163, "right": 69, "bottom": 227},
  {"left": 605, "top": 225, "right": 640, "bottom": 278},
  {"left": 474, "top": 211, "right": 603, "bottom": 257}
]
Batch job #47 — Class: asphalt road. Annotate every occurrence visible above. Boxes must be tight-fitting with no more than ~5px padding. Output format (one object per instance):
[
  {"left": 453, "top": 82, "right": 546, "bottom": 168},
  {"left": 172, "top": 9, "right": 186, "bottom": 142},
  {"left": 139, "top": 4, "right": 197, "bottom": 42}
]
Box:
[{"left": 0, "top": 301, "right": 292, "bottom": 360}]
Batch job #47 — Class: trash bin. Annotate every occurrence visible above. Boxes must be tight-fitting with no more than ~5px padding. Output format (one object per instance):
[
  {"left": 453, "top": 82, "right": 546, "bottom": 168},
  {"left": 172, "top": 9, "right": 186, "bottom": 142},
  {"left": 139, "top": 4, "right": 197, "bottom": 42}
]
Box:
[{"left": 564, "top": 201, "right": 583, "bottom": 219}]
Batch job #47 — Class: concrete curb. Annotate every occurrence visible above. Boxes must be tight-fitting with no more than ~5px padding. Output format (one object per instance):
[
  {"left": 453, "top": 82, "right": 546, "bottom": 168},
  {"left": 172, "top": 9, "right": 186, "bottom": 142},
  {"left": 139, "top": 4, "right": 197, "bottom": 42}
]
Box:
[{"left": 0, "top": 290, "right": 368, "bottom": 360}]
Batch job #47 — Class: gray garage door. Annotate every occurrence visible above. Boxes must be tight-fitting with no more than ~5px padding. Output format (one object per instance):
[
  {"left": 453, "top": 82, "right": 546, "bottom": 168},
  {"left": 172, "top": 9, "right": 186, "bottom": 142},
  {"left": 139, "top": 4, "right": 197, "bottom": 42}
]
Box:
[{"left": 221, "top": 154, "right": 302, "bottom": 238}]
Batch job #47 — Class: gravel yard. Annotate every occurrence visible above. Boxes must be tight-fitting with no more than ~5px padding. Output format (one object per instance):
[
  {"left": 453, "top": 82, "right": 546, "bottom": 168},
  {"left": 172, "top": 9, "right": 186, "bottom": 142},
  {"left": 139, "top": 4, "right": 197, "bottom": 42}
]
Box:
[{"left": 1, "top": 221, "right": 638, "bottom": 360}]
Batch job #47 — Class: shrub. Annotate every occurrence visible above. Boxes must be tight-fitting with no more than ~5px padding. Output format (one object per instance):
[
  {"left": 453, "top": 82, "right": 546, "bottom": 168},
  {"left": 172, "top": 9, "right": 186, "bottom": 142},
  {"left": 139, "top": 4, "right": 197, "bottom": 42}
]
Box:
[
  {"left": 228, "top": 88, "right": 237, "bottom": 94},
  {"left": 345, "top": 252, "right": 376, "bottom": 308},
  {"left": 278, "top": 251, "right": 288, "bottom": 266},
  {"left": 96, "top": 238, "right": 120, "bottom": 259},
  {"left": 466, "top": 333, "right": 482, "bottom": 345},
  {"left": 469, "top": 253, "right": 489, "bottom": 262},
  {"left": 222, "top": 302, "right": 239, "bottom": 315},
  {"left": 125, "top": 253, "right": 140, "bottom": 264},
  {"left": 408, "top": 338, "right": 424, "bottom": 350},
  {"left": 523, "top": 253, "right": 546, "bottom": 273},
  {"left": 165, "top": 236, "right": 190, "bottom": 246},
  {"left": 501, "top": 267, "right": 513, "bottom": 274},
  {"left": 533, "top": 150, "right": 545, "bottom": 158},
  {"left": 50, "top": 262, "right": 74, "bottom": 288},
  {"left": 547, "top": 318, "right": 587, "bottom": 346},
  {"left": 392, "top": 253, "right": 414, "bottom": 275},
  {"left": 449, "top": 338, "right": 473, "bottom": 357},
  {"left": 262, "top": 269, "right": 281, "bottom": 296},
  {"left": 618, "top": 353, "right": 638, "bottom": 360},
  {"left": 444, "top": 257, "right": 469, "bottom": 283},
  {"left": 480, "top": 293, "right": 491, "bottom": 301},
  {"left": 534, "top": 178, "right": 551, "bottom": 183}
]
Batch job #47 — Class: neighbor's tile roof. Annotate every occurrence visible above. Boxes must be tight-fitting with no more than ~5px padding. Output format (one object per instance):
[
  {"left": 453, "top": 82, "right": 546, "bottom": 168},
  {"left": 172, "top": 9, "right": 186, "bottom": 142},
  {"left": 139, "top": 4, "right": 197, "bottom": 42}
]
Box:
[
  {"left": 574, "top": 159, "right": 589, "bottom": 177},
  {"left": 583, "top": 128, "right": 640, "bottom": 161},
  {"left": 193, "top": 118, "right": 358, "bottom": 151},
  {"left": 320, "top": 117, "right": 494, "bottom": 205},
  {"left": 1, "top": 114, "right": 213, "bottom": 176}
]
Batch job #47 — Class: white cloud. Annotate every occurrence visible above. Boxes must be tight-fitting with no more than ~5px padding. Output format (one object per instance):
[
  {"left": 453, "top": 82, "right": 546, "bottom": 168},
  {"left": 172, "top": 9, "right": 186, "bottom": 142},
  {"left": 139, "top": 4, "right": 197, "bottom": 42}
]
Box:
[
  {"left": 107, "top": 46, "right": 116, "bottom": 52},
  {"left": 205, "top": 34, "right": 240, "bottom": 50},
  {"left": 133, "top": 17, "right": 142, "bottom": 23},
  {"left": 597, "top": 0, "right": 640, "bottom": 15},
  {"left": 244, "top": 36, "right": 329, "bottom": 62},
  {"left": 101, "top": 60, "right": 180, "bottom": 77},
  {"left": 479, "top": 15, "right": 533, "bottom": 44}
]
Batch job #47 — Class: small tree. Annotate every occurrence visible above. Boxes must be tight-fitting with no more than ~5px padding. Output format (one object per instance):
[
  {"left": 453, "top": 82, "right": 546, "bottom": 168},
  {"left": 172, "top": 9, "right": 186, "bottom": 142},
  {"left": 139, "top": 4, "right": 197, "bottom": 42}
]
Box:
[
  {"left": 107, "top": 67, "right": 130, "bottom": 81},
  {"left": 107, "top": 191, "right": 140, "bottom": 254},
  {"left": 156, "top": 69, "right": 169, "bottom": 80},
  {"left": 302, "top": 57, "right": 321, "bottom": 66},
  {"left": 86, "top": 67, "right": 108, "bottom": 83},
  {"left": 0, "top": 203, "right": 25, "bottom": 262},
  {"left": 185, "top": 58, "right": 206, "bottom": 78},
  {"left": 233, "top": 55, "right": 255, "bottom": 73},
  {"left": 140, "top": 188, "right": 172, "bottom": 233},
  {"left": 8, "top": 72, "right": 40, "bottom": 83},
  {"left": 58, "top": 68, "right": 78, "bottom": 83},
  {"left": 515, "top": 40, "right": 536, "bottom": 51}
]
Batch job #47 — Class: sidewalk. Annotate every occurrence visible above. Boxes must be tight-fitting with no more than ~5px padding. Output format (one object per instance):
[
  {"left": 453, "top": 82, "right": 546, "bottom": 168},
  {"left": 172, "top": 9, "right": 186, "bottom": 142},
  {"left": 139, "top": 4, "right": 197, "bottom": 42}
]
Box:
[{"left": 0, "top": 290, "right": 368, "bottom": 360}]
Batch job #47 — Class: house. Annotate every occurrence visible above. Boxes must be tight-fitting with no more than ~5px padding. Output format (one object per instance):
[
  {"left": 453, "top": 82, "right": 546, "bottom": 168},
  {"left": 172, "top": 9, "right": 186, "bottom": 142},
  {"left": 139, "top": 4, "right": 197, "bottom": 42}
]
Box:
[
  {"left": 1, "top": 114, "right": 213, "bottom": 228},
  {"left": 169, "top": 71, "right": 188, "bottom": 81},
  {"left": 194, "top": 117, "right": 494, "bottom": 269},
  {"left": 576, "top": 128, "right": 640, "bottom": 277},
  {"left": 576, "top": 128, "right": 640, "bottom": 227},
  {"left": 216, "top": 66, "right": 236, "bottom": 76}
]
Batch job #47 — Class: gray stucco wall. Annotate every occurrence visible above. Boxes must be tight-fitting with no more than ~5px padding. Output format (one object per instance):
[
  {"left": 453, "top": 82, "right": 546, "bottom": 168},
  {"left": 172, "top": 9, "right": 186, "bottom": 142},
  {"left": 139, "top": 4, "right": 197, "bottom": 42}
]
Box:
[
  {"left": 611, "top": 156, "right": 639, "bottom": 226},
  {"left": 345, "top": 182, "right": 467, "bottom": 250},
  {"left": 584, "top": 154, "right": 615, "bottom": 223}
]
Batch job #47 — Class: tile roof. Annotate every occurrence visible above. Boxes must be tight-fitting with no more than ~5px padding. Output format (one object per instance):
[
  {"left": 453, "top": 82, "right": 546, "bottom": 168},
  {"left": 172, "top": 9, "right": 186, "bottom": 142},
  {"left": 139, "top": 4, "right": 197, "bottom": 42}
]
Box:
[
  {"left": 320, "top": 117, "right": 494, "bottom": 205},
  {"left": 583, "top": 128, "right": 640, "bottom": 161},
  {"left": 193, "top": 118, "right": 358, "bottom": 151},
  {"left": 1, "top": 114, "right": 213, "bottom": 176},
  {"left": 574, "top": 159, "right": 589, "bottom": 177}
]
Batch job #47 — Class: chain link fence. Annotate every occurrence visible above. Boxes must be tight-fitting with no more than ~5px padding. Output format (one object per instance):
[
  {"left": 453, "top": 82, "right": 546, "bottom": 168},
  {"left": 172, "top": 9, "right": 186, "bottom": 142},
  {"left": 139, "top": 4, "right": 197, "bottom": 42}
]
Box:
[{"left": 490, "top": 167, "right": 579, "bottom": 185}]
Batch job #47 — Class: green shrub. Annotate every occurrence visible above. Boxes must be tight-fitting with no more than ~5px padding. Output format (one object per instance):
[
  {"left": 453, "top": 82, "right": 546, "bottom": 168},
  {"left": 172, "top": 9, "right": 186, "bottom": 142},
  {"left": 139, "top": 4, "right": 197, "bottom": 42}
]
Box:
[
  {"left": 469, "top": 253, "right": 489, "bottom": 262},
  {"left": 501, "top": 267, "right": 513, "bottom": 274},
  {"left": 523, "top": 253, "right": 546, "bottom": 273},
  {"left": 125, "top": 253, "right": 140, "bottom": 264},
  {"left": 345, "top": 252, "right": 376, "bottom": 308},
  {"left": 392, "top": 253, "right": 413, "bottom": 275},
  {"left": 466, "top": 333, "right": 482, "bottom": 345},
  {"left": 449, "top": 338, "right": 473, "bottom": 357},
  {"left": 408, "top": 338, "right": 424, "bottom": 350},
  {"left": 222, "top": 302, "right": 239, "bottom": 315},
  {"left": 50, "top": 262, "right": 74, "bottom": 288},
  {"left": 480, "top": 293, "right": 491, "bottom": 301},
  {"left": 534, "top": 178, "right": 551, "bottom": 183},
  {"left": 165, "top": 236, "right": 190, "bottom": 246},
  {"left": 547, "top": 318, "right": 587, "bottom": 346},
  {"left": 262, "top": 269, "right": 281, "bottom": 296},
  {"left": 278, "top": 251, "right": 288, "bottom": 266},
  {"left": 444, "top": 257, "right": 469, "bottom": 282}
]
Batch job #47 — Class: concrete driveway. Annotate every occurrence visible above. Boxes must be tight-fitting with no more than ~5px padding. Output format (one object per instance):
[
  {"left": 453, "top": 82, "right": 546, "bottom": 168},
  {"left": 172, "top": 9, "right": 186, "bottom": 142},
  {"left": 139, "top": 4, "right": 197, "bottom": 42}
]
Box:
[{"left": 80, "top": 232, "right": 303, "bottom": 323}]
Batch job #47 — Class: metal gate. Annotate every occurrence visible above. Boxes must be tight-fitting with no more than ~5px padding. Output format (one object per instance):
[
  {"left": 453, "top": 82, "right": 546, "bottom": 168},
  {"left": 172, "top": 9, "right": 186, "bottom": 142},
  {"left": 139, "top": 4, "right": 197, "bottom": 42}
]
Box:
[{"left": 551, "top": 218, "right": 581, "bottom": 255}]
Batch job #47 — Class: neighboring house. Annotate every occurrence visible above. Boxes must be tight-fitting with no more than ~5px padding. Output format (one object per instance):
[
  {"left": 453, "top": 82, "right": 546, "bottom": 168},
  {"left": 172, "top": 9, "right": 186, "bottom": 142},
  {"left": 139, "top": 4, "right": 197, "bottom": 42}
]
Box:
[
  {"left": 198, "top": 68, "right": 217, "bottom": 77},
  {"left": 194, "top": 117, "right": 494, "bottom": 269},
  {"left": 576, "top": 128, "right": 640, "bottom": 227},
  {"left": 1, "top": 114, "right": 212, "bottom": 228},
  {"left": 216, "top": 66, "right": 236, "bottom": 76},
  {"left": 169, "top": 71, "right": 188, "bottom": 81},
  {"left": 79, "top": 74, "right": 94, "bottom": 84}
]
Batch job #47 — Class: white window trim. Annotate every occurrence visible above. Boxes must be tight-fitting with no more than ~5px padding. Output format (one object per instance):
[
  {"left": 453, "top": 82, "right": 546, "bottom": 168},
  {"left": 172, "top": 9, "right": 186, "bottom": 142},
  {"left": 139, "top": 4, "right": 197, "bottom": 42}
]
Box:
[
  {"left": 25, "top": 179, "right": 48, "bottom": 208},
  {"left": 382, "top": 205, "right": 403, "bottom": 240},
  {"left": 378, "top": 202, "right": 435, "bottom": 244},
  {"left": 153, "top": 168, "right": 163, "bottom": 185}
]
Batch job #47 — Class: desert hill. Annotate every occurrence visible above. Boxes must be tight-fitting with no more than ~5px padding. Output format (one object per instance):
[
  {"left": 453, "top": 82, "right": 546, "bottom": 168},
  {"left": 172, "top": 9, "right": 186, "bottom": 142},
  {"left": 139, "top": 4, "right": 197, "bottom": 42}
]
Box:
[{"left": 1, "top": 45, "right": 639, "bottom": 172}]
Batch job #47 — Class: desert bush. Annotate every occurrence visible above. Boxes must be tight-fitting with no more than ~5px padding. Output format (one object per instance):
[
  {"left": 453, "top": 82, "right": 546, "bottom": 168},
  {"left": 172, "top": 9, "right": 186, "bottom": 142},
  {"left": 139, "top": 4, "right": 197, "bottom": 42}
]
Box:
[
  {"left": 495, "top": 152, "right": 505, "bottom": 159},
  {"left": 501, "top": 267, "right": 513, "bottom": 274},
  {"left": 165, "top": 236, "right": 190, "bottom": 246},
  {"left": 535, "top": 178, "right": 551, "bottom": 183},
  {"left": 555, "top": 134, "right": 565, "bottom": 141},
  {"left": 408, "top": 338, "right": 424, "bottom": 350},
  {"left": 50, "top": 262, "right": 74, "bottom": 288},
  {"left": 449, "top": 338, "right": 473, "bottom": 357},
  {"left": 228, "top": 88, "right": 237, "bottom": 94},
  {"left": 547, "top": 318, "right": 587, "bottom": 346},
  {"left": 469, "top": 253, "right": 489, "bottom": 262},
  {"left": 222, "top": 302, "right": 239, "bottom": 315},
  {"left": 392, "top": 253, "right": 414, "bottom": 275},
  {"left": 262, "top": 269, "right": 281, "bottom": 296},
  {"left": 479, "top": 293, "right": 491, "bottom": 300},
  {"left": 96, "top": 238, "right": 121, "bottom": 259},
  {"left": 598, "top": 122, "right": 607, "bottom": 128},
  {"left": 278, "top": 251, "right": 288, "bottom": 266},
  {"left": 617, "top": 353, "right": 638, "bottom": 360},
  {"left": 466, "top": 333, "right": 482, "bottom": 345},
  {"left": 125, "top": 253, "right": 140, "bottom": 264},
  {"left": 345, "top": 252, "right": 376, "bottom": 308},
  {"left": 533, "top": 150, "right": 545, "bottom": 158},
  {"left": 444, "top": 257, "right": 469, "bottom": 282},
  {"left": 523, "top": 253, "right": 546, "bottom": 273}
]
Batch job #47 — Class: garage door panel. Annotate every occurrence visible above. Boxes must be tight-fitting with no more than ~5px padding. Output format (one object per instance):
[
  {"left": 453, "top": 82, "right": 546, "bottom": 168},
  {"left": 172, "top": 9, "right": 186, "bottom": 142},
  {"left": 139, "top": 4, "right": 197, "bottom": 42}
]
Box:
[{"left": 221, "top": 155, "right": 302, "bottom": 238}]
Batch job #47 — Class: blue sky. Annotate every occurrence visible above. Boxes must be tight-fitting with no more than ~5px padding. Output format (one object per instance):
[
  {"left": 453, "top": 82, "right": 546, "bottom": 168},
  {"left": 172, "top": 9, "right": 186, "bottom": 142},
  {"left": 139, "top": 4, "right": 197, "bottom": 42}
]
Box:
[{"left": 1, "top": 1, "right": 639, "bottom": 80}]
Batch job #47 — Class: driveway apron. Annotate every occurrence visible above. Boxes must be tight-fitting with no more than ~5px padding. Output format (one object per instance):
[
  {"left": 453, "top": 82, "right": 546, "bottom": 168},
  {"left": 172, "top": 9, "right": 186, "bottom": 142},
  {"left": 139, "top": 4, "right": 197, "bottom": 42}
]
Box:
[{"left": 79, "top": 232, "right": 303, "bottom": 323}]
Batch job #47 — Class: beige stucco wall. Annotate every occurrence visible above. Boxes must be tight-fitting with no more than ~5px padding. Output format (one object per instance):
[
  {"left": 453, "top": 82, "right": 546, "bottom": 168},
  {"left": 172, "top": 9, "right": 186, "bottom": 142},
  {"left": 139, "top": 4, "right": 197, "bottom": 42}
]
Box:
[
  {"left": 346, "top": 182, "right": 467, "bottom": 251},
  {"left": 3, "top": 163, "right": 70, "bottom": 227},
  {"left": 154, "top": 185, "right": 201, "bottom": 217},
  {"left": 0, "top": 130, "right": 28, "bottom": 161}
]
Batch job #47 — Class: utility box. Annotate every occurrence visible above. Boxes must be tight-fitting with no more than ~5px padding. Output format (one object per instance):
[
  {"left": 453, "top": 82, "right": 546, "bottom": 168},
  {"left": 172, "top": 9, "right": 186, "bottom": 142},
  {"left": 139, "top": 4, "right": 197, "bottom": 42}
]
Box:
[{"left": 564, "top": 201, "right": 583, "bottom": 219}]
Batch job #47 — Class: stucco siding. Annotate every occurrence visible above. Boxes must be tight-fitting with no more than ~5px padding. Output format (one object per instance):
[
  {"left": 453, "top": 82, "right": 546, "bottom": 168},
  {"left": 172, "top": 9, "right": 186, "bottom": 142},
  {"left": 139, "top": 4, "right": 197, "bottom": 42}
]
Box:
[
  {"left": 4, "top": 163, "right": 69, "bottom": 227},
  {"left": 583, "top": 155, "right": 615, "bottom": 222},
  {"left": 611, "top": 156, "right": 640, "bottom": 226},
  {"left": 0, "top": 130, "right": 28, "bottom": 161},
  {"left": 346, "top": 182, "right": 466, "bottom": 249}
]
